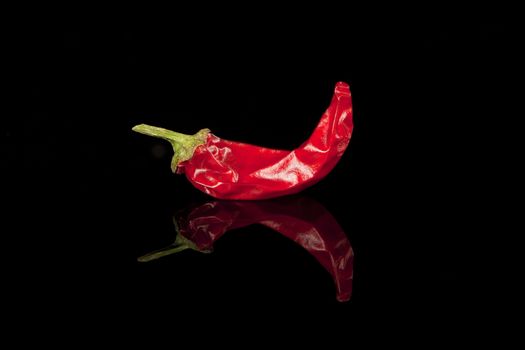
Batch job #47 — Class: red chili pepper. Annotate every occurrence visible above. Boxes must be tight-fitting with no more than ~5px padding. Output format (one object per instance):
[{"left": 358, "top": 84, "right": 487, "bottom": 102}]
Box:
[
  {"left": 133, "top": 82, "right": 353, "bottom": 200},
  {"left": 139, "top": 196, "right": 354, "bottom": 302}
]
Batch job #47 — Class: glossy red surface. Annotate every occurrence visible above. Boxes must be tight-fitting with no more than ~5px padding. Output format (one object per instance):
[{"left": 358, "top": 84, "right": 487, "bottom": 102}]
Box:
[
  {"left": 176, "top": 196, "right": 353, "bottom": 302},
  {"left": 177, "top": 82, "right": 353, "bottom": 199}
]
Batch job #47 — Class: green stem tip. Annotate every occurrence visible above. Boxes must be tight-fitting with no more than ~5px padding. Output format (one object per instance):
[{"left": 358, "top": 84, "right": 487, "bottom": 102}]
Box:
[{"left": 132, "top": 124, "right": 210, "bottom": 172}]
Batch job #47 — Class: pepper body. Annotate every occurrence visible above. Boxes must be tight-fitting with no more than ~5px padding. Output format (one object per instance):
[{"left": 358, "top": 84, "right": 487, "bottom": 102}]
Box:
[{"left": 133, "top": 82, "right": 353, "bottom": 200}]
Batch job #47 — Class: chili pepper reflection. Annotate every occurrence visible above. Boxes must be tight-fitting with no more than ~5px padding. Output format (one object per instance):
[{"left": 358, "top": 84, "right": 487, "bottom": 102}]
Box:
[{"left": 139, "top": 196, "right": 353, "bottom": 302}]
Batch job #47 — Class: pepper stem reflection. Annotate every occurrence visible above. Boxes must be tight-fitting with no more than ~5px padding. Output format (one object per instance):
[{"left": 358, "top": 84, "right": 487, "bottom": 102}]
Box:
[{"left": 137, "top": 220, "right": 213, "bottom": 262}]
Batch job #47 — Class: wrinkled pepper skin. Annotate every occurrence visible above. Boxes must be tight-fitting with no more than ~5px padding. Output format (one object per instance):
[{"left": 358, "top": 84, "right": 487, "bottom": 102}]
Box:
[
  {"left": 134, "top": 82, "right": 353, "bottom": 200},
  {"left": 140, "top": 196, "right": 354, "bottom": 302}
]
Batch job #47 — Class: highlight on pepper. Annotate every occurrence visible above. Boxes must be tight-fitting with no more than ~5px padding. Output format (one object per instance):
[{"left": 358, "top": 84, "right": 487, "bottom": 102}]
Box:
[{"left": 132, "top": 82, "right": 353, "bottom": 200}]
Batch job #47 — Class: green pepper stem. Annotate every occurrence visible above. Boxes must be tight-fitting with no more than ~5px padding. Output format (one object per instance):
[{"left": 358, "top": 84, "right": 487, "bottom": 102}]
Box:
[{"left": 132, "top": 124, "right": 210, "bottom": 172}]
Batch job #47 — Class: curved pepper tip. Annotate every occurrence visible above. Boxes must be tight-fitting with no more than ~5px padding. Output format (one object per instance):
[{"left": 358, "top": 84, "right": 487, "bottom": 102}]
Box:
[{"left": 335, "top": 81, "right": 351, "bottom": 96}]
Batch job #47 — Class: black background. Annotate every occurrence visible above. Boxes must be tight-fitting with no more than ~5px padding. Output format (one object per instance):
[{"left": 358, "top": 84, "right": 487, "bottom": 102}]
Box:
[{"left": 7, "top": 9, "right": 515, "bottom": 339}]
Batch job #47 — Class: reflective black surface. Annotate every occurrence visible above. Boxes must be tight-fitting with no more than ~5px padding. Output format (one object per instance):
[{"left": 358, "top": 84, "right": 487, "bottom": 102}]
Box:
[
  {"left": 9, "top": 16, "right": 513, "bottom": 337},
  {"left": 138, "top": 197, "right": 354, "bottom": 302}
]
